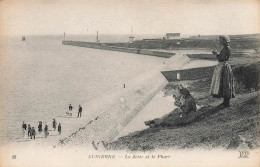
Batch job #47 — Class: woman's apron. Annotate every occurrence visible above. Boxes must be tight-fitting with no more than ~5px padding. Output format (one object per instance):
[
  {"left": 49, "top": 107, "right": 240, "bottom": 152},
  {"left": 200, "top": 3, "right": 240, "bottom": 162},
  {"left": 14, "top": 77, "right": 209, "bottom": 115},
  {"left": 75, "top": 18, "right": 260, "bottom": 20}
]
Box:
[{"left": 210, "top": 61, "right": 235, "bottom": 98}]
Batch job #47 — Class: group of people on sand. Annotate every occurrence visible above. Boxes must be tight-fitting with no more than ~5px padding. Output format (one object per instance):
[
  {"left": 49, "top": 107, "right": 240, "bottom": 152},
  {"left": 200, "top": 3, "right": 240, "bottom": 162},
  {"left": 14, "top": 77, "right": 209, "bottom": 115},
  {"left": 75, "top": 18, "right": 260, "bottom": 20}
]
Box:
[
  {"left": 22, "top": 122, "right": 37, "bottom": 139},
  {"left": 21, "top": 104, "right": 84, "bottom": 140},
  {"left": 22, "top": 119, "right": 62, "bottom": 139},
  {"left": 67, "top": 104, "right": 83, "bottom": 118},
  {"left": 145, "top": 35, "right": 235, "bottom": 128}
]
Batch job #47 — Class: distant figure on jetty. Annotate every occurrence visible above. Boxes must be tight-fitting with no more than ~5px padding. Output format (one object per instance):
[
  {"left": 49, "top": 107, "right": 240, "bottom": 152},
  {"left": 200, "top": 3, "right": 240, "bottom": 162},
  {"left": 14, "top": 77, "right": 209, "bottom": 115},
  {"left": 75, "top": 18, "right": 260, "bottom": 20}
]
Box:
[
  {"left": 58, "top": 123, "right": 61, "bottom": 135},
  {"left": 210, "top": 35, "right": 235, "bottom": 107},
  {"left": 28, "top": 124, "right": 32, "bottom": 138},
  {"left": 31, "top": 127, "right": 36, "bottom": 139},
  {"left": 38, "top": 121, "right": 42, "bottom": 134},
  {"left": 78, "top": 105, "right": 82, "bottom": 118},
  {"left": 22, "top": 121, "right": 27, "bottom": 137},
  {"left": 44, "top": 125, "right": 49, "bottom": 138},
  {"left": 53, "top": 119, "right": 57, "bottom": 131},
  {"left": 145, "top": 88, "right": 197, "bottom": 127}
]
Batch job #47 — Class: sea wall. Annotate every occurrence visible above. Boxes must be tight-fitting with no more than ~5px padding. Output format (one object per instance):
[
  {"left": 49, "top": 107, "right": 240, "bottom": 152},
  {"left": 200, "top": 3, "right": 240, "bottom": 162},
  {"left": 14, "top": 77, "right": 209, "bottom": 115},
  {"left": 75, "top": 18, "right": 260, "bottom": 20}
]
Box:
[
  {"left": 62, "top": 40, "right": 175, "bottom": 58},
  {"left": 58, "top": 67, "right": 168, "bottom": 147},
  {"left": 57, "top": 54, "right": 191, "bottom": 148}
]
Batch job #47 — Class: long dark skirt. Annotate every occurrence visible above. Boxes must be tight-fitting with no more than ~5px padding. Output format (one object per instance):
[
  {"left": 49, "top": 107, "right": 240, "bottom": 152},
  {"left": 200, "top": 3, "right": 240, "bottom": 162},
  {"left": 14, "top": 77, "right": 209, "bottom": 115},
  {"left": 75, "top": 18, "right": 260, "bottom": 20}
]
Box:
[{"left": 210, "top": 62, "right": 235, "bottom": 98}]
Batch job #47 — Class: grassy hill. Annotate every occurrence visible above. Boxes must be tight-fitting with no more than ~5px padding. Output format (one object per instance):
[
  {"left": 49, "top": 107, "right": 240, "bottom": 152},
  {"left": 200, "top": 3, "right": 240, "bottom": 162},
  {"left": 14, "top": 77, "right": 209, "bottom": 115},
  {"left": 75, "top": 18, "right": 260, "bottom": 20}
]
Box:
[{"left": 108, "top": 61, "right": 260, "bottom": 151}]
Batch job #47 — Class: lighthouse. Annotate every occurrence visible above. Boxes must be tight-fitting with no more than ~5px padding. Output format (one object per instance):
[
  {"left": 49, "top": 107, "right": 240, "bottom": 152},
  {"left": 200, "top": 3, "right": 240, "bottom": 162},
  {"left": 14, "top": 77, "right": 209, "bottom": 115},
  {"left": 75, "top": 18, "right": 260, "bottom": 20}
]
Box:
[
  {"left": 129, "top": 27, "right": 135, "bottom": 43},
  {"left": 96, "top": 31, "right": 100, "bottom": 43}
]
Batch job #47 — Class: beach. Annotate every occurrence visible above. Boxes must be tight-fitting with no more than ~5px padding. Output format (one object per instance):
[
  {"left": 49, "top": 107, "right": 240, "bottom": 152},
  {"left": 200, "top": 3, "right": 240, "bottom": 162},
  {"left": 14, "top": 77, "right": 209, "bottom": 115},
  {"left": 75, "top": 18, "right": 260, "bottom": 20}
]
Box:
[
  {"left": 0, "top": 35, "right": 166, "bottom": 145},
  {"left": 0, "top": 35, "right": 218, "bottom": 150}
]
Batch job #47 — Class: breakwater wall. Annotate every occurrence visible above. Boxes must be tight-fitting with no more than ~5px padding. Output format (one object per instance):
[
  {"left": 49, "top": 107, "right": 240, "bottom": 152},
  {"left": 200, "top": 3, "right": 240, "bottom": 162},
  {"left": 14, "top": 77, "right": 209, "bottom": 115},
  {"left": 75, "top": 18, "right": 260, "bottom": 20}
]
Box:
[
  {"left": 62, "top": 40, "right": 175, "bottom": 58},
  {"left": 105, "top": 37, "right": 260, "bottom": 50}
]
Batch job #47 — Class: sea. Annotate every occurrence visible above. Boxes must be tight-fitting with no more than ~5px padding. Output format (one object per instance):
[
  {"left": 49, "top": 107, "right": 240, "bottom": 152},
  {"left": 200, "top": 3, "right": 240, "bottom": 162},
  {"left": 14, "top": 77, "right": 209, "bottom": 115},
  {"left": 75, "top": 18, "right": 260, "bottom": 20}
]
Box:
[{"left": 0, "top": 34, "right": 166, "bottom": 145}]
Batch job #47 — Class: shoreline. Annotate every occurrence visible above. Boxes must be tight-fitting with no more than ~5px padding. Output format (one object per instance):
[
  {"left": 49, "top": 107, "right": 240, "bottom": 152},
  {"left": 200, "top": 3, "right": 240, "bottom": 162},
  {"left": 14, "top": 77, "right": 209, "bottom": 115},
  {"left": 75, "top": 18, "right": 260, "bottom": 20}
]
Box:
[
  {"left": 7, "top": 54, "right": 187, "bottom": 148},
  {"left": 7, "top": 53, "right": 207, "bottom": 149}
]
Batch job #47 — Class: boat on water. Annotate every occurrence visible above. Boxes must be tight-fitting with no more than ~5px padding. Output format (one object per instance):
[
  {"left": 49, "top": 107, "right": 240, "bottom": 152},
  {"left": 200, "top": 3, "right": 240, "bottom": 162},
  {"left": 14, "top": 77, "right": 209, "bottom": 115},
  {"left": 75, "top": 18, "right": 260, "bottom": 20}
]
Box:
[{"left": 22, "top": 36, "right": 26, "bottom": 41}]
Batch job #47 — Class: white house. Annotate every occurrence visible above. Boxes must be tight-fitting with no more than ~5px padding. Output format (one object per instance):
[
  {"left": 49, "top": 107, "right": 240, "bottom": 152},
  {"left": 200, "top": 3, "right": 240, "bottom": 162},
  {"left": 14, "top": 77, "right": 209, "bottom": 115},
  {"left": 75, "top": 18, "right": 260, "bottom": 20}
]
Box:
[
  {"left": 166, "top": 33, "right": 181, "bottom": 39},
  {"left": 129, "top": 36, "right": 135, "bottom": 43}
]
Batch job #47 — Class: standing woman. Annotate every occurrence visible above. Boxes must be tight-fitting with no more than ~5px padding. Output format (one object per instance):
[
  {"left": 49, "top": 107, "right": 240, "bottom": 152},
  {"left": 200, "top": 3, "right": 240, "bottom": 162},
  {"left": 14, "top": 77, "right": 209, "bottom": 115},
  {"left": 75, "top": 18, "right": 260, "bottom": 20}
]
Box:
[{"left": 210, "top": 35, "right": 235, "bottom": 107}]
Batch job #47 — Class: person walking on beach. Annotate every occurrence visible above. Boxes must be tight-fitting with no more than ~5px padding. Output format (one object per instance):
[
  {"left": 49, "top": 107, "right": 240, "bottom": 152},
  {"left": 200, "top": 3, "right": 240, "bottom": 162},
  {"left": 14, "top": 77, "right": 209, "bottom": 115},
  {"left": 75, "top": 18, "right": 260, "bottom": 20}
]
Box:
[
  {"left": 44, "top": 125, "right": 49, "bottom": 138},
  {"left": 28, "top": 124, "right": 32, "bottom": 138},
  {"left": 78, "top": 105, "right": 82, "bottom": 118},
  {"left": 31, "top": 127, "right": 36, "bottom": 139},
  {"left": 68, "top": 104, "right": 73, "bottom": 116},
  {"left": 52, "top": 119, "right": 57, "bottom": 131},
  {"left": 210, "top": 35, "right": 235, "bottom": 107},
  {"left": 69, "top": 104, "right": 73, "bottom": 111},
  {"left": 22, "top": 121, "right": 27, "bottom": 137},
  {"left": 38, "top": 121, "right": 42, "bottom": 134},
  {"left": 58, "top": 123, "right": 61, "bottom": 135}
]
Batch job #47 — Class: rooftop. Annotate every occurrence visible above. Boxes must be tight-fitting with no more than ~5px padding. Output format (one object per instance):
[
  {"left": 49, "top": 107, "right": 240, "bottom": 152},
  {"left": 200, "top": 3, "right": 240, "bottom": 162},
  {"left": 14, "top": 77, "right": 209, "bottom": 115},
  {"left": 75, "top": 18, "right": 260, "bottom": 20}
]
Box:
[{"left": 166, "top": 33, "right": 181, "bottom": 37}]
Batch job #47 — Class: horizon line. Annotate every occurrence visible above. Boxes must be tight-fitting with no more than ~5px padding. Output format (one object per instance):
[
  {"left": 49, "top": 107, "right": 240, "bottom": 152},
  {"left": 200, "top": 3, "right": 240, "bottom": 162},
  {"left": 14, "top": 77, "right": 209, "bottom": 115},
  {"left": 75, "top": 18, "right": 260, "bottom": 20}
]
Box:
[{"left": 2, "top": 32, "right": 260, "bottom": 37}]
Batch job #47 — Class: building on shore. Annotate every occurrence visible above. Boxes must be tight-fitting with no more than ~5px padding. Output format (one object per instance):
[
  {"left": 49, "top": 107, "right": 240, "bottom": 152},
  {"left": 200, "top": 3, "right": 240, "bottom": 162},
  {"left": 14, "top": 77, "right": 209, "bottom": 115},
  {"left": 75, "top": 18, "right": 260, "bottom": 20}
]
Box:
[
  {"left": 165, "top": 33, "right": 181, "bottom": 39},
  {"left": 129, "top": 36, "right": 135, "bottom": 43}
]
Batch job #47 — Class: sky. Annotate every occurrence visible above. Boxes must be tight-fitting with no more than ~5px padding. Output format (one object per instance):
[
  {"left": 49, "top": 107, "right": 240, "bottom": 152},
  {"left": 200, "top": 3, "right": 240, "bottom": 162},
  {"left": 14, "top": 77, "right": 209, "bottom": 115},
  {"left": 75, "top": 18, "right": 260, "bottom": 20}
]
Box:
[{"left": 0, "top": 0, "right": 259, "bottom": 36}]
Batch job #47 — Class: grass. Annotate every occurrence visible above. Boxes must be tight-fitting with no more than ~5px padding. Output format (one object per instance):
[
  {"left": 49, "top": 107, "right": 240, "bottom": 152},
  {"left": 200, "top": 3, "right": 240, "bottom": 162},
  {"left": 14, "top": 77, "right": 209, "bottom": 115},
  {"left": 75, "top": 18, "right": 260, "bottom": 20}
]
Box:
[{"left": 108, "top": 76, "right": 260, "bottom": 151}]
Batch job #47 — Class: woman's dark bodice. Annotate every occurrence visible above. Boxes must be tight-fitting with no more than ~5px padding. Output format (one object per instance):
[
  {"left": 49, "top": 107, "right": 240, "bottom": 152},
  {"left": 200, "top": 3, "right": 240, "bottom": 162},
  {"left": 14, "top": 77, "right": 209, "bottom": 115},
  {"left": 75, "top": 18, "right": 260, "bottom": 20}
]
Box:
[
  {"left": 180, "top": 96, "right": 197, "bottom": 114},
  {"left": 217, "top": 46, "right": 231, "bottom": 62}
]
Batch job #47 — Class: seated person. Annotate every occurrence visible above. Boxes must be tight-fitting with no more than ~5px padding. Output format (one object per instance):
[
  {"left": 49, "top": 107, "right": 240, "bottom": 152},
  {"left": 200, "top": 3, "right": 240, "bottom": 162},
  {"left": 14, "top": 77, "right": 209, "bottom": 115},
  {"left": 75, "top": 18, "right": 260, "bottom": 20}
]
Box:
[
  {"left": 173, "top": 83, "right": 187, "bottom": 108},
  {"left": 145, "top": 87, "right": 197, "bottom": 128}
]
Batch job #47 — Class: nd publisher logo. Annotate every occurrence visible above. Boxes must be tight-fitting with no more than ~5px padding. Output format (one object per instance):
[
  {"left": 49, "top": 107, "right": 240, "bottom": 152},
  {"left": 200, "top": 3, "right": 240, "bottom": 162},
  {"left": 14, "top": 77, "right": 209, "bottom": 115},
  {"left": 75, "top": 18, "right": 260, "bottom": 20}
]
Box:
[{"left": 238, "top": 150, "right": 249, "bottom": 158}]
